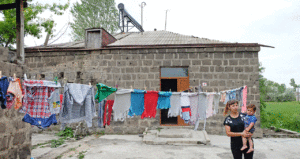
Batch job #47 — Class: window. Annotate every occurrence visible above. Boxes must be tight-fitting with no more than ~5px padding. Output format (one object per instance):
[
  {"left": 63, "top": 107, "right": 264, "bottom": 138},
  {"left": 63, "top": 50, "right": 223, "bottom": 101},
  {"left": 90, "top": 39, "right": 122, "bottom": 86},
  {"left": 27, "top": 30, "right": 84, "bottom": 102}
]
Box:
[{"left": 161, "top": 68, "right": 188, "bottom": 77}]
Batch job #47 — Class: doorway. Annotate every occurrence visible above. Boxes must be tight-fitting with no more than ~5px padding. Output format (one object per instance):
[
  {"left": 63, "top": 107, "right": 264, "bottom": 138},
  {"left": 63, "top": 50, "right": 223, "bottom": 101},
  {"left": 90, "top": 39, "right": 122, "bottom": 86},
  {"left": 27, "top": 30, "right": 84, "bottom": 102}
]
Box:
[{"left": 160, "top": 67, "right": 189, "bottom": 126}]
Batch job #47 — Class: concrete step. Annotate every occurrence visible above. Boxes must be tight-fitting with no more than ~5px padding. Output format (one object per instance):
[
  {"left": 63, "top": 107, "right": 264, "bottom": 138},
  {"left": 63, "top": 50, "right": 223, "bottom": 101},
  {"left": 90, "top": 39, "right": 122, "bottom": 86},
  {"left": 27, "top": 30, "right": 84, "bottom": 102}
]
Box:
[{"left": 143, "top": 129, "right": 210, "bottom": 145}]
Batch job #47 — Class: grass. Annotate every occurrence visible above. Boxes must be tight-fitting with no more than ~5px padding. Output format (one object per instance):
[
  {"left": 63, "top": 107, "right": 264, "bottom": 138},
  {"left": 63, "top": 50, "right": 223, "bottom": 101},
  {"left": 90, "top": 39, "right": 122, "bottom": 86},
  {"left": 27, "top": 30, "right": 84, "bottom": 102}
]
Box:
[
  {"left": 261, "top": 101, "right": 300, "bottom": 133},
  {"left": 78, "top": 151, "right": 87, "bottom": 159}
]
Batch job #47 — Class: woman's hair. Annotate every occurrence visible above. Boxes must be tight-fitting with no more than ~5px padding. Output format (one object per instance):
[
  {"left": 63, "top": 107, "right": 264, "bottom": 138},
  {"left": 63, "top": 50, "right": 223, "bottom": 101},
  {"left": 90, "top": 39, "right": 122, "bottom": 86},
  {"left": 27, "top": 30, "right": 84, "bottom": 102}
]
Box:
[
  {"left": 223, "top": 100, "right": 239, "bottom": 116},
  {"left": 247, "top": 104, "right": 256, "bottom": 112}
]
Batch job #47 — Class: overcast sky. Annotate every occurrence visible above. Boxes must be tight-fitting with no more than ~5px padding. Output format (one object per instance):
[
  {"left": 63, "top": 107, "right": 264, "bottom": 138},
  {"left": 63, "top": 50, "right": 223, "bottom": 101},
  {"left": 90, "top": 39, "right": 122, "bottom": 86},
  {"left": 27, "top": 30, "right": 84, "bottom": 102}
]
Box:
[{"left": 1, "top": 0, "right": 299, "bottom": 88}]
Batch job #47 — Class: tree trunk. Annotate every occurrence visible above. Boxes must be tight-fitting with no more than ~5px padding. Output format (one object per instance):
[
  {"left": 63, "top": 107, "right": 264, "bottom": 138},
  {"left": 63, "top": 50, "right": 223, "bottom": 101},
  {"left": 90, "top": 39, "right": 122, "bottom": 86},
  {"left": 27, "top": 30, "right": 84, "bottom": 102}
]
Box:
[{"left": 5, "top": 36, "right": 13, "bottom": 48}]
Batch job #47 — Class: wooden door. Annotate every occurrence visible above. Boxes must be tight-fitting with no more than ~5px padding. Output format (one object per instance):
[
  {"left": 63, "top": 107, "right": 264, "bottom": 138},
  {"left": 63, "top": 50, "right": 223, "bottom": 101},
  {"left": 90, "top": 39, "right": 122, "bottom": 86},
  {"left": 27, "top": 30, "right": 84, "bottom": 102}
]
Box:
[{"left": 177, "top": 77, "right": 190, "bottom": 126}]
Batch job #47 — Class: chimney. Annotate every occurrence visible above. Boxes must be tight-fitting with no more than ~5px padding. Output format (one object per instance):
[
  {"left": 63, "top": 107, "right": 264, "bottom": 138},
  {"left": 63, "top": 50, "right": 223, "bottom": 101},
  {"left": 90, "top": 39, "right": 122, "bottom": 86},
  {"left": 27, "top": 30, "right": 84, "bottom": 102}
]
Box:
[{"left": 85, "top": 28, "right": 117, "bottom": 49}]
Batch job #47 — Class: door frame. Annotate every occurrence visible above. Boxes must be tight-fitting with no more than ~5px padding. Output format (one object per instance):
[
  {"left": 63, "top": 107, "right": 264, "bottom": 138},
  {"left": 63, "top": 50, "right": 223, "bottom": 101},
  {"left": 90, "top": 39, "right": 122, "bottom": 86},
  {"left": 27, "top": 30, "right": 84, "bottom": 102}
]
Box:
[{"left": 159, "top": 67, "right": 189, "bottom": 126}]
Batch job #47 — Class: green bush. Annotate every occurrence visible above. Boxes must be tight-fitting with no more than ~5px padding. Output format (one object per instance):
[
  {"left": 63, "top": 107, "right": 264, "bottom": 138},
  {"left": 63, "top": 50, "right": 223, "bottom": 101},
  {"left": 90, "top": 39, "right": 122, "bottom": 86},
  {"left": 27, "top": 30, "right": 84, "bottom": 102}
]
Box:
[{"left": 56, "top": 127, "right": 74, "bottom": 138}]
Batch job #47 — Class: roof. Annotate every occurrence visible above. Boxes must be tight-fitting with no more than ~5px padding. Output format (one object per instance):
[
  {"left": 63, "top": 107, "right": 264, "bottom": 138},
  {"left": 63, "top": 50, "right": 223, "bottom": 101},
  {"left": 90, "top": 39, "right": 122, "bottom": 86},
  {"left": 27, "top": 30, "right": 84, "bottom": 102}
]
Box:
[
  {"left": 109, "top": 31, "right": 228, "bottom": 46},
  {"left": 25, "top": 30, "right": 274, "bottom": 50}
]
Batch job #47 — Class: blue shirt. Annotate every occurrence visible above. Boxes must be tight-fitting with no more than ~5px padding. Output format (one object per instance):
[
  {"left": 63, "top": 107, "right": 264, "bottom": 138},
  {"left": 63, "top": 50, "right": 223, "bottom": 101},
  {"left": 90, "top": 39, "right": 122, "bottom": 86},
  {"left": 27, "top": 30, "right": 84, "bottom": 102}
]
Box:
[
  {"left": 244, "top": 114, "right": 257, "bottom": 126},
  {"left": 157, "top": 91, "right": 172, "bottom": 109}
]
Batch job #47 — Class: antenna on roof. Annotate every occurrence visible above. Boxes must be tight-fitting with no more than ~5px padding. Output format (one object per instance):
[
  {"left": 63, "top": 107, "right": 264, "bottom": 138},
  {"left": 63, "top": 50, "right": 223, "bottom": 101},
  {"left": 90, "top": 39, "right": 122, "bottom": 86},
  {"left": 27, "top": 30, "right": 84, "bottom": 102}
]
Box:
[
  {"left": 165, "top": 9, "right": 169, "bottom": 31},
  {"left": 118, "top": 3, "right": 144, "bottom": 33}
]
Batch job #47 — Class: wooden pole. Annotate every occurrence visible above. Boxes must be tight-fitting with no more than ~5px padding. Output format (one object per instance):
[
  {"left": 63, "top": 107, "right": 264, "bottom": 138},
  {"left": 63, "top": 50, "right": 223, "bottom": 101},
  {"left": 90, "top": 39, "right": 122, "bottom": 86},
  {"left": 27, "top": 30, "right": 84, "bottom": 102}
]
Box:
[{"left": 16, "top": 0, "right": 25, "bottom": 64}]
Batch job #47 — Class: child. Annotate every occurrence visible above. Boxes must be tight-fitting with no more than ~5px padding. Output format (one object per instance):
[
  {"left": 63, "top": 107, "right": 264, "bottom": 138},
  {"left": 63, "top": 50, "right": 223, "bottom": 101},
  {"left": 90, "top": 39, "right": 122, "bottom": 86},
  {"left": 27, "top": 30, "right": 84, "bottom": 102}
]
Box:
[{"left": 241, "top": 104, "right": 257, "bottom": 153}]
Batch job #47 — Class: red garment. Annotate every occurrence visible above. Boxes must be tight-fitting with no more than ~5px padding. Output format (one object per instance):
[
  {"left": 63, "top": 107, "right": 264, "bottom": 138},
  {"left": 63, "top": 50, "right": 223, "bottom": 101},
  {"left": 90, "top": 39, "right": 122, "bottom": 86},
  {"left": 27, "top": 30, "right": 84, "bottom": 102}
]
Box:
[
  {"left": 141, "top": 91, "right": 158, "bottom": 119},
  {"left": 182, "top": 107, "right": 191, "bottom": 116},
  {"left": 103, "top": 100, "right": 114, "bottom": 126},
  {"left": 60, "top": 94, "right": 63, "bottom": 110}
]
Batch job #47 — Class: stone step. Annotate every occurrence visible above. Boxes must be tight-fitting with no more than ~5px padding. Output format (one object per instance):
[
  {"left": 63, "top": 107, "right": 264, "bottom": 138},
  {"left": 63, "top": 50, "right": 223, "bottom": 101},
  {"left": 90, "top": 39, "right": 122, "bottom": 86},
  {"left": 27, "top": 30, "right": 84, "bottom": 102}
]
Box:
[{"left": 143, "top": 129, "right": 210, "bottom": 145}]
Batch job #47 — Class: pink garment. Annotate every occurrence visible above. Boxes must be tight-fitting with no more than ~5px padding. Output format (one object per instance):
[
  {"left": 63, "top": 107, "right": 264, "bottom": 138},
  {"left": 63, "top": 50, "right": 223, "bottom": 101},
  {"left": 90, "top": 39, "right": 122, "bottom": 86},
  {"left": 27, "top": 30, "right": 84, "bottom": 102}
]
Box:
[
  {"left": 242, "top": 86, "right": 248, "bottom": 112},
  {"left": 189, "top": 94, "right": 198, "bottom": 125},
  {"left": 206, "top": 94, "right": 214, "bottom": 118}
]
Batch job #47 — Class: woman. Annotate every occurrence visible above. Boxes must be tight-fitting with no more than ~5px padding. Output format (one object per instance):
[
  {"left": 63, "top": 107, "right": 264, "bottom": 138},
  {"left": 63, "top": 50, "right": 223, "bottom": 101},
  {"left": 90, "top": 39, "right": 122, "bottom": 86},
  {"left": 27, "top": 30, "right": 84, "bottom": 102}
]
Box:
[{"left": 223, "top": 100, "right": 254, "bottom": 159}]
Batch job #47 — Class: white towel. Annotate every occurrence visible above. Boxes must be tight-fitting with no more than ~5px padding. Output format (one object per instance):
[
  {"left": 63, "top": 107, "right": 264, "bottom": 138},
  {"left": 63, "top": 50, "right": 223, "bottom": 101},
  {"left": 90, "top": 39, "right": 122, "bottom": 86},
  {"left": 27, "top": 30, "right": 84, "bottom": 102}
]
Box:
[
  {"left": 180, "top": 92, "right": 190, "bottom": 106},
  {"left": 168, "top": 92, "right": 181, "bottom": 117},
  {"left": 113, "top": 89, "right": 133, "bottom": 121}
]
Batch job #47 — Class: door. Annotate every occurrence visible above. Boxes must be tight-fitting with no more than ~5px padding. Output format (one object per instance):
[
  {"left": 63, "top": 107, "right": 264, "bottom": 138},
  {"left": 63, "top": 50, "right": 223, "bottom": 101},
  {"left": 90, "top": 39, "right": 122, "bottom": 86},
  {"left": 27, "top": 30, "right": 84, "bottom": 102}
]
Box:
[{"left": 160, "top": 67, "right": 189, "bottom": 126}]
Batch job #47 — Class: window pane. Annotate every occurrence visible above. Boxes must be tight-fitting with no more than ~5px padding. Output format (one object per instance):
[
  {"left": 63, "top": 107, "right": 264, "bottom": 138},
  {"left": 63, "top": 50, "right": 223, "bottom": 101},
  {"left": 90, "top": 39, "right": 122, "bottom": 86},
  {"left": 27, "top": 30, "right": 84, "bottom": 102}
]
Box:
[{"left": 161, "top": 68, "right": 188, "bottom": 77}]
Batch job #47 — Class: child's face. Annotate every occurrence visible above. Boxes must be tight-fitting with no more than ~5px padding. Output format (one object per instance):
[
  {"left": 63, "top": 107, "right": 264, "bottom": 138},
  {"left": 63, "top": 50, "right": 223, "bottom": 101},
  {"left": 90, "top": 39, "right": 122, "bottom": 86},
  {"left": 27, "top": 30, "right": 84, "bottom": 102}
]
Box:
[{"left": 247, "top": 108, "right": 255, "bottom": 116}]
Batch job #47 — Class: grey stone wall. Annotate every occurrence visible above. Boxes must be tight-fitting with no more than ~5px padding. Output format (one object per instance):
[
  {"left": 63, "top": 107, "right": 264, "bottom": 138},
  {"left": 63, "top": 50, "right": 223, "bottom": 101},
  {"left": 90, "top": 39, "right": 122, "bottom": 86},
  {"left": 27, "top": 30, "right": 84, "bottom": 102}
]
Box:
[
  {"left": 0, "top": 47, "right": 31, "bottom": 159},
  {"left": 24, "top": 46, "right": 261, "bottom": 136}
]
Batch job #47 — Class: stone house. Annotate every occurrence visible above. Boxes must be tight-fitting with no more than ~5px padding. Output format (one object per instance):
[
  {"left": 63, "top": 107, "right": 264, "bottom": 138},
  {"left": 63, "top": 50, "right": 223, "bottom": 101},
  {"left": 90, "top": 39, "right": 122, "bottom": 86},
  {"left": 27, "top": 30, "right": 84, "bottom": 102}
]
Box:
[{"left": 24, "top": 28, "right": 273, "bottom": 137}]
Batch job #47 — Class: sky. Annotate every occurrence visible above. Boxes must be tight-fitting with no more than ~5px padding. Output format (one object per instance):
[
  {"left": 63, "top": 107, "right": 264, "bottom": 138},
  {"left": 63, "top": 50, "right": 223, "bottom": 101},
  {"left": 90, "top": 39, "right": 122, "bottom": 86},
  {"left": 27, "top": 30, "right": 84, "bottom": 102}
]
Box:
[{"left": 1, "top": 0, "right": 299, "bottom": 88}]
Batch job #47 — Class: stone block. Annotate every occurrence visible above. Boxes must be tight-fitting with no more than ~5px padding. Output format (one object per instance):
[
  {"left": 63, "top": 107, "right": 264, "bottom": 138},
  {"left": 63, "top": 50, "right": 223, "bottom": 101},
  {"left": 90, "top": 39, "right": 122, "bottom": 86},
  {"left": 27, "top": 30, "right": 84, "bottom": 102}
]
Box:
[
  {"left": 194, "top": 73, "right": 202, "bottom": 79},
  {"left": 215, "top": 66, "right": 224, "bottom": 72},
  {"left": 0, "top": 123, "right": 6, "bottom": 134},
  {"left": 235, "top": 67, "right": 244, "bottom": 72},
  {"left": 220, "top": 80, "right": 226, "bottom": 86},
  {"left": 223, "top": 60, "right": 228, "bottom": 65},
  {"left": 213, "top": 60, "right": 222, "bottom": 66},
  {"left": 155, "top": 54, "right": 164, "bottom": 59},
  {"left": 138, "top": 74, "right": 147, "bottom": 80},
  {"left": 126, "top": 81, "right": 134, "bottom": 88},
  {"left": 210, "top": 80, "right": 218, "bottom": 86},
  {"left": 239, "top": 74, "right": 249, "bottom": 80},
  {"left": 139, "top": 49, "right": 148, "bottom": 54},
  {"left": 210, "top": 66, "right": 215, "bottom": 72},
  {"left": 0, "top": 136, "right": 11, "bottom": 151},
  {"left": 116, "top": 61, "right": 126, "bottom": 67},
  {"left": 229, "top": 60, "right": 238, "bottom": 65},
  {"left": 190, "top": 66, "right": 199, "bottom": 72},
  {"left": 163, "top": 60, "right": 171, "bottom": 66},
  {"left": 213, "top": 53, "right": 223, "bottom": 59},
  {"left": 165, "top": 54, "right": 174, "bottom": 59},
  {"left": 100, "top": 60, "right": 108, "bottom": 66},
  {"left": 141, "top": 67, "right": 150, "bottom": 73},
  {"left": 151, "top": 81, "right": 160, "bottom": 87},
  {"left": 19, "top": 145, "right": 31, "bottom": 159},
  {"left": 139, "top": 121, "right": 150, "bottom": 127},
  {"left": 132, "top": 74, "right": 137, "bottom": 80},
  {"left": 103, "top": 55, "right": 112, "bottom": 60},
  {"left": 224, "top": 67, "right": 234, "bottom": 72},
  {"left": 224, "top": 53, "right": 233, "bottom": 58},
  {"left": 234, "top": 52, "right": 243, "bottom": 58},
  {"left": 126, "top": 61, "right": 137, "bottom": 67},
  {"left": 244, "top": 52, "right": 253, "bottom": 58},
  {"left": 110, "top": 49, "right": 120, "bottom": 54},
  {"left": 13, "top": 120, "right": 25, "bottom": 130},
  {"left": 177, "top": 48, "right": 187, "bottom": 53},
  {"left": 249, "top": 59, "right": 258, "bottom": 65},
  {"left": 148, "top": 49, "right": 158, "bottom": 53},
  {"left": 202, "top": 60, "right": 212, "bottom": 65},
  {"left": 13, "top": 132, "right": 26, "bottom": 145},
  {"left": 203, "top": 74, "right": 213, "bottom": 79},
  {"left": 190, "top": 79, "right": 199, "bottom": 86},
  {"left": 192, "top": 60, "right": 201, "bottom": 65},
  {"left": 158, "top": 49, "right": 167, "bottom": 53},
  {"left": 167, "top": 48, "right": 177, "bottom": 53},
  {"left": 228, "top": 73, "right": 238, "bottom": 79},
  {"left": 181, "top": 60, "right": 191, "bottom": 66},
  {"left": 204, "top": 48, "right": 214, "bottom": 52},
  {"left": 200, "top": 66, "right": 209, "bottom": 72},
  {"left": 239, "top": 59, "right": 249, "bottom": 65},
  {"left": 126, "top": 67, "right": 134, "bottom": 73},
  {"left": 219, "top": 73, "right": 228, "bottom": 79},
  {"left": 153, "top": 60, "right": 162, "bottom": 66},
  {"left": 150, "top": 67, "right": 159, "bottom": 73},
  {"left": 142, "top": 54, "right": 154, "bottom": 60},
  {"left": 189, "top": 53, "right": 198, "bottom": 59},
  {"left": 199, "top": 53, "right": 210, "bottom": 59},
  {"left": 178, "top": 53, "right": 188, "bottom": 59},
  {"left": 102, "top": 50, "right": 110, "bottom": 54},
  {"left": 244, "top": 66, "right": 253, "bottom": 72},
  {"left": 112, "top": 54, "right": 121, "bottom": 60},
  {"left": 135, "top": 67, "right": 140, "bottom": 73},
  {"left": 122, "top": 74, "right": 131, "bottom": 80},
  {"left": 171, "top": 60, "right": 181, "bottom": 66},
  {"left": 148, "top": 74, "right": 155, "bottom": 79}
]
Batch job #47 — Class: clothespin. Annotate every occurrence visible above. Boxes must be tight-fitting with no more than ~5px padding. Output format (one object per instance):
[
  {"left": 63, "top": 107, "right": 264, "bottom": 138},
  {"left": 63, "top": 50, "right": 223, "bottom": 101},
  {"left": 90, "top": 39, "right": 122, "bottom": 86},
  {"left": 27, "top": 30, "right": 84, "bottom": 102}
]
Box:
[
  {"left": 169, "top": 89, "right": 171, "bottom": 92},
  {"left": 13, "top": 73, "right": 16, "bottom": 79},
  {"left": 116, "top": 84, "right": 118, "bottom": 90},
  {"left": 24, "top": 73, "right": 27, "bottom": 80},
  {"left": 89, "top": 82, "right": 91, "bottom": 86},
  {"left": 0, "top": 71, "right": 2, "bottom": 78},
  {"left": 145, "top": 87, "right": 147, "bottom": 91},
  {"left": 131, "top": 85, "right": 133, "bottom": 90}
]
